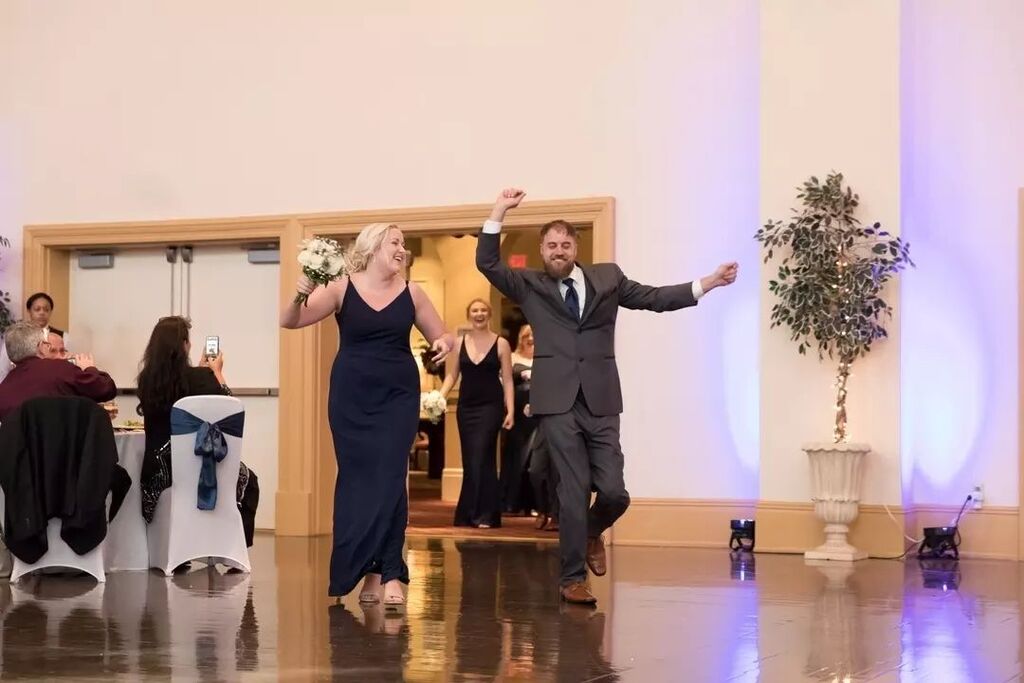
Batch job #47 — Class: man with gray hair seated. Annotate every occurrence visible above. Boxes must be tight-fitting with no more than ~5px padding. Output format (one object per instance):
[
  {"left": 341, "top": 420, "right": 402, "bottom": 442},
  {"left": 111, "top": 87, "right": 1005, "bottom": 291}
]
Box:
[{"left": 0, "top": 321, "right": 116, "bottom": 421}]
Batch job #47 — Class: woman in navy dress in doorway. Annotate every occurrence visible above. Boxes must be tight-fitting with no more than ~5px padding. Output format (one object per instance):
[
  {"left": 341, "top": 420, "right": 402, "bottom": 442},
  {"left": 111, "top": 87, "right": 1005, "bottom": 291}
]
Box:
[
  {"left": 441, "top": 299, "right": 514, "bottom": 528},
  {"left": 280, "top": 223, "right": 453, "bottom": 606}
]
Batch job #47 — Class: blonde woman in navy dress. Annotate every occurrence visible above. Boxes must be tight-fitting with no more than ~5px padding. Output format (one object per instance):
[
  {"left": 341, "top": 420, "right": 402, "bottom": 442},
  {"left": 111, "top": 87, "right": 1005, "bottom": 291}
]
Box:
[{"left": 281, "top": 223, "right": 453, "bottom": 606}]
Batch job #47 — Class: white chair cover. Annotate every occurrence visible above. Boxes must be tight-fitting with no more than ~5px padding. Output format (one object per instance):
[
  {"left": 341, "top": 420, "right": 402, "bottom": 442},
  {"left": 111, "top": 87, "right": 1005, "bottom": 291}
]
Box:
[
  {"left": 0, "top": 489, "right": 106, "bottom": 583},
  {"left": 147, "top": 395, "right": 250, "bottom": 575}
]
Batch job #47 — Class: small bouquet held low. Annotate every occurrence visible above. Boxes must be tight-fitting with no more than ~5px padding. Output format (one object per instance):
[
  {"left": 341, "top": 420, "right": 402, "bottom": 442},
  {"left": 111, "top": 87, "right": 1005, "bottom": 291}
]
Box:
[
  {"left": 294, "top": 237, "right": 345, "bottom": 306},
  {"left": 420, "top": 390, "right": 447, "bottom": 424}
]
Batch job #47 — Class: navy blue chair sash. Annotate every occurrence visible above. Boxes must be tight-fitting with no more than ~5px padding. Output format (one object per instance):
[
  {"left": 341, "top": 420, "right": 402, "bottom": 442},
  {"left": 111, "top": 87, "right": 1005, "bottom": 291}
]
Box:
[{"left": 170, "top": 407, "right": 245, "bottom": 510}]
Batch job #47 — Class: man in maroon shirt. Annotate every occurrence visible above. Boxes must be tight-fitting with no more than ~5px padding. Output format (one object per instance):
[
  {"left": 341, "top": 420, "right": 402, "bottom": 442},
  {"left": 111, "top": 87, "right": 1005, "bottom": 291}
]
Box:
[{"left": 0, "top": 321, "right": 116, "bottom": 421}]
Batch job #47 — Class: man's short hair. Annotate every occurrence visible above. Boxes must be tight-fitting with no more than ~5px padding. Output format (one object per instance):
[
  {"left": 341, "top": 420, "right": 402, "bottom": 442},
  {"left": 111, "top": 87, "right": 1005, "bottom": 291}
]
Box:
[
  {"left": 539, "top": 219, "right": 578, "bottom": 240},
  {"left": 5, "top": 321, "right": 45, "bottom": 363}
]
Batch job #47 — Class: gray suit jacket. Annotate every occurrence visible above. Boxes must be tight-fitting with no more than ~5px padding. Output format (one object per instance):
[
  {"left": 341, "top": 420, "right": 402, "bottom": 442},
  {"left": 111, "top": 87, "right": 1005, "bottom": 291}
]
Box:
[{"left": 476, "top": 232, "right": 698, "bottom": 417}]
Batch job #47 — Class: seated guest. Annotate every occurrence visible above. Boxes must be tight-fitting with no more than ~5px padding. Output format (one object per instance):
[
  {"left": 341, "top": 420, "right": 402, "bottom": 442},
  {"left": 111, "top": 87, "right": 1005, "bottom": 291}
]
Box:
[
  {"left": 136, "top": 316, "right": 259, "bottom": 547},
  {"left": 0, "top": 321, "right": 116, "bottom": 421},
  {"left": 44, "top": 329, "right": 66, "bottom": 358},
  {"left": 0, "top": 396, "right": 130, "bottom": 564},
  {"left": 26, "top": 292, "right": 66, "bottom": 340},
  {"left": 0, "top": 294, "right": 66, "bottom": 387},
  {"left": 39, "top": 328, "right": 117, "bottom": 420}
]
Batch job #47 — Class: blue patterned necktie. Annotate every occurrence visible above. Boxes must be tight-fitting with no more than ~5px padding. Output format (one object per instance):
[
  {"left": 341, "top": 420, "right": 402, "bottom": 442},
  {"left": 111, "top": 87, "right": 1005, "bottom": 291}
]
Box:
[{"left": 563, "top": 277, "right": 580, "bottom": 320}]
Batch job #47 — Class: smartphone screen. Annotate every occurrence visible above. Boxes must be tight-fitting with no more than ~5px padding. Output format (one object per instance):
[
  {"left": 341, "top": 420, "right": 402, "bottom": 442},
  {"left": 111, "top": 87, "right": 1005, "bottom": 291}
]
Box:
[{"left": 205, "top": 335, "right": 220, "bottom": 358}]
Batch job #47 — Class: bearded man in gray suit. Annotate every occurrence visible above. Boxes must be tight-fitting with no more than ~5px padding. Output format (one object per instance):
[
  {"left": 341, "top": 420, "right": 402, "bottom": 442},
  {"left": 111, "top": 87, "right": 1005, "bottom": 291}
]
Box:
[{"left": 477, "top": 188, "right": 738, "bottom": 605}]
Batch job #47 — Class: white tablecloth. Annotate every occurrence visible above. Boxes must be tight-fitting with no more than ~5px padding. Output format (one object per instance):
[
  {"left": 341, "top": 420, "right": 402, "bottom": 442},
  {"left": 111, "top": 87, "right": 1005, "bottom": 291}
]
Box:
[{"left": 105, "top": 431, "right": 148, "bottom": 571}]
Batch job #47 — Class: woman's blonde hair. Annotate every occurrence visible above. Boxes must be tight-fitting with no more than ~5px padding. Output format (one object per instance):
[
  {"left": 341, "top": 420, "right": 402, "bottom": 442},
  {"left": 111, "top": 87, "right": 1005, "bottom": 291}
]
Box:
[
  {"left": 343, "top": 223, "right": 402, "bottom": 274},
  {"left": 517, "top": 324, "right": 534, "bottom": 348}
]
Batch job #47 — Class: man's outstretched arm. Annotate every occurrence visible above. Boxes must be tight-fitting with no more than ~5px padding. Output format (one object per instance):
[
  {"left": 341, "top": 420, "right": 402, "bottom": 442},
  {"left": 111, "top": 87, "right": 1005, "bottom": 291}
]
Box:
[{"left": 618, "top": 262, "right": 738, "bottom": 311}]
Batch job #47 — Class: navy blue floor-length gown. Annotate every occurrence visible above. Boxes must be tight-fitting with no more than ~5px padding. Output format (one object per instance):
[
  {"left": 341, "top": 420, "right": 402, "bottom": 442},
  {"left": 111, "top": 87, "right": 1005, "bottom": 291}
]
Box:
[{"left": 327, "top": 283, "right": 419, "bottom": 597}]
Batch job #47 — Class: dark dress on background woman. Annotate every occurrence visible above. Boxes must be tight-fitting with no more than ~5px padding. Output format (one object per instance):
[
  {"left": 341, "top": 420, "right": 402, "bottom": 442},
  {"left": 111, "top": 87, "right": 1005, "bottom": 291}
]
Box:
[
  {"left": 139, "top": 366, "right": 259, "bottom": 546},
  {"left": 453, "top": 338, "right": 503, "bottom": 528},
  {"left": 500, "top": 361, "right": 536, "bottom": 514},
  {"left": 327, "top": 283, "right": 419, "bottom": 597}
]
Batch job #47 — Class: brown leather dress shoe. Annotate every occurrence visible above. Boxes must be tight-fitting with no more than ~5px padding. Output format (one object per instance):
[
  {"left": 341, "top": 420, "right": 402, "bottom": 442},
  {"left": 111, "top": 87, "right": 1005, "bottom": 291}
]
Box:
[
  {"left": 586, "top": 536, "right": 607, "bottom": 576},
  {"left": 560, "top": 582, "right": 597, "bottom": 605},
  {"left": 534, "top": 514, "right": 548, "bottom": 530}
]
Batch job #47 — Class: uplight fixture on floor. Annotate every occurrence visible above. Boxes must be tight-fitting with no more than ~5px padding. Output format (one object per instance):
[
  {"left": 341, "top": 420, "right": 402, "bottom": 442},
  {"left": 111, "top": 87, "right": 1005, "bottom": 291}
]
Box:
[
  {"left": 917, "top": 526, "right": 959, "bottom": 560},
  {"left": 729, "top": 519, "right": 755, "bottom": 552},
  {"left": 916, "top": 494, "right": 972, "bottom": 560}
]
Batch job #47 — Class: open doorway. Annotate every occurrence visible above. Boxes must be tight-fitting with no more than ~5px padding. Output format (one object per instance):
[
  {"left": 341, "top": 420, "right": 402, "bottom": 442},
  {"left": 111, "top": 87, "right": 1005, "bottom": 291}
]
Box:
[{"left": 405, "top": 227, "right": 594, "bottom": 540}]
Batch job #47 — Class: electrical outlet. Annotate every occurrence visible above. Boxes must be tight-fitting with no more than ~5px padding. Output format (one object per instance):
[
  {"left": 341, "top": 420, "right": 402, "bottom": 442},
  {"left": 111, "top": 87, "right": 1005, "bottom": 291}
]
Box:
[{"left": 972, "top": 484, "right": 984, "bottom": 510}]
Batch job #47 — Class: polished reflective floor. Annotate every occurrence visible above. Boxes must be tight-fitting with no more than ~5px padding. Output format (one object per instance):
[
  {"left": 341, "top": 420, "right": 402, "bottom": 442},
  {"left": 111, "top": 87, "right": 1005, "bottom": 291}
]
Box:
[{"left": 0, "top": 536, "right": 1019, "bottom": 681}]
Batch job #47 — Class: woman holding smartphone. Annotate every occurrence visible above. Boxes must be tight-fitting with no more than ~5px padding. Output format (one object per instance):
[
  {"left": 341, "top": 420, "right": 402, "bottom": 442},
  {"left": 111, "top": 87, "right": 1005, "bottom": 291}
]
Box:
[{"left": 137, "top": 317, "right": 260, "bottom": 552}]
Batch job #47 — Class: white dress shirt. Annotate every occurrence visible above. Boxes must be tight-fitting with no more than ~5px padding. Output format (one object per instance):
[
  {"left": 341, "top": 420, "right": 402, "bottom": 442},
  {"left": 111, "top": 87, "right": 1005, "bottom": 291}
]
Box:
[{"left": 482, "top": 219, "right": 705, "bottom": 304}]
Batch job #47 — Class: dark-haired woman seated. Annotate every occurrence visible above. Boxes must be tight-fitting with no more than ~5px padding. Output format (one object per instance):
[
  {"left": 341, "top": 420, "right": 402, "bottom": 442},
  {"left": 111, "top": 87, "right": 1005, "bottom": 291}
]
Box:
[{"left": 136, "top": 316, "right": 259, "bottom": 548}]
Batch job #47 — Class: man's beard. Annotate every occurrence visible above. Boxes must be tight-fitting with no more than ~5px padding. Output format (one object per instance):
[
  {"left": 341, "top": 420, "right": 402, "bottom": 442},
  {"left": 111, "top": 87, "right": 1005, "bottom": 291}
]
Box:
[{"left": 544, "top": 258, "right": 573, "bottom": 279}]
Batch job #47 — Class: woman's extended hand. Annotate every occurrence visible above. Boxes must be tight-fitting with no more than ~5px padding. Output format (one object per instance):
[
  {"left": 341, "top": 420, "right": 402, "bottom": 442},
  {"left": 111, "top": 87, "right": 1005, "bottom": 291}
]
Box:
[{"left": 431, "top": 337, "right": 452, "bottom": 363}]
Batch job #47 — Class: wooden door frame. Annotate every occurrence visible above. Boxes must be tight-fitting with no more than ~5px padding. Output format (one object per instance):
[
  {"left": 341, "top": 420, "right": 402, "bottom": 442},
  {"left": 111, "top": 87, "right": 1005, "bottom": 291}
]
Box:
[{"left": 23, "top": 196, "right": 615, "bottom": 536}]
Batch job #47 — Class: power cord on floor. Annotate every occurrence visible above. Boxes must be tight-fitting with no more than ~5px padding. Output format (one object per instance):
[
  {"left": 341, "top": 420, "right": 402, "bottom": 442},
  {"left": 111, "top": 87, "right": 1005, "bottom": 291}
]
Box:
[
  {"left": 883, "top": 503, "right": 923, "bottom": 544},
  {"left": 877, "top": 494, "right": 973, "bottom": 561},
  {"left": 877, "top": 542, "right": 917, "bottom": 561}
]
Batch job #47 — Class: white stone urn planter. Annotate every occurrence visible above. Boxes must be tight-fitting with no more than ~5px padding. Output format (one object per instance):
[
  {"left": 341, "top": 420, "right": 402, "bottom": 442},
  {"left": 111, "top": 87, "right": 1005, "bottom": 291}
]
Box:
[{"left": 803, "top": 442, "right": 870, "bottom": 561}]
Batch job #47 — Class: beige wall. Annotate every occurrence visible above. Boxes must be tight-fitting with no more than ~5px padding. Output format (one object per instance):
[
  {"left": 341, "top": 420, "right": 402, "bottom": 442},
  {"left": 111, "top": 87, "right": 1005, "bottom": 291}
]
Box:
[
  {"left": 3, "top": 2, "right": 1022, "bottom": 551},
  {"left": 900, "top": 0, "right": 1024, "bottom": 508},
  {"left": 0, "top": 1, "right": 761, "bottom": 503},
  {"left": 759, "top": 0, "right": 903, "bottom": 506}
]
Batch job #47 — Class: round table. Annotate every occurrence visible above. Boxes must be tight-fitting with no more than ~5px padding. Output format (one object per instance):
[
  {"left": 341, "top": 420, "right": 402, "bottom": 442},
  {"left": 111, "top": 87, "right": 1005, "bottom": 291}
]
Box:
[{"left": 105, "top": 430, "right": 148, "bottom": 571}]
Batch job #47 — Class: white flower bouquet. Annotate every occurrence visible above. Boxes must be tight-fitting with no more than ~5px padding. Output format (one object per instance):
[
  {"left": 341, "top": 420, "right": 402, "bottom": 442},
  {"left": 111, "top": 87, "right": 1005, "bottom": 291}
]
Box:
[
  {"left": 294, "top": 237, "right": 345, "bottom": 306},
  {"left": 420, "top": 390, "right": 447, "bottom": 424}
]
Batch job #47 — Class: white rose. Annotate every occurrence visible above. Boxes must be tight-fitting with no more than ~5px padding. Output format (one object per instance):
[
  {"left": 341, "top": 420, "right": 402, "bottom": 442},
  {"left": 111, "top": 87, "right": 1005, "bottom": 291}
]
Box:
[
  {"left": 308, "top": 253, "right": 325, "bottom": 270},
  {"left": 327, "top": 256, "right": 344, "bottom": 276},
  {"left": 298, "top": 251, "right": 313, "bottom": 267}
]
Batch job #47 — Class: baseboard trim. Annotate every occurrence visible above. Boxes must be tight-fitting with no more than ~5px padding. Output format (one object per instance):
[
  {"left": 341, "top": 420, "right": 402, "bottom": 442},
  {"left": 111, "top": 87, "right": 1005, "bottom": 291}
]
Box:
[
  {"left": 611, "top": 498, "right": 756, "bottom": 548},
  {"left": 756, "top": 501, "right": 910, "bottom": 558},
  {"left": 611, "top": 498, "right": 1020, "bottom": 560}
]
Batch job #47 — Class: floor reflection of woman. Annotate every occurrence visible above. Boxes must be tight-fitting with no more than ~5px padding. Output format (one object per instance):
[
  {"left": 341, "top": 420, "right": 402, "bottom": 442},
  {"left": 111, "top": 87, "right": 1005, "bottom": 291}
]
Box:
[
  {"left": 455, "top": 541, "right": 502, "bottom": 677},
  {"left": 441, "top": 299, "right": 514, "bottom": 529}
]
